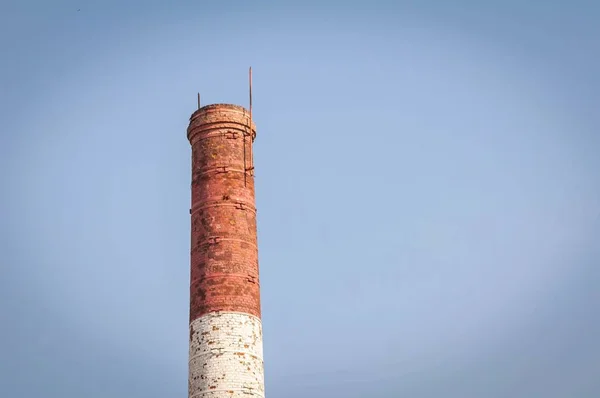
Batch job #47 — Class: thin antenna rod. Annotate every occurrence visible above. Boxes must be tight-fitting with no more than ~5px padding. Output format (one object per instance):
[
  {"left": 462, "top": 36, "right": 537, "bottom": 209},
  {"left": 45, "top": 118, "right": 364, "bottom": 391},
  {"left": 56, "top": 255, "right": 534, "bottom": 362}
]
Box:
[
  {"left": 249, "top": 67, "right": 253, "bottom": 121},
  {"left": 197, "top": 93, "right": 200, "bottom": 109},
  {"left": 244, "top": 67, "right": 253, "bottom": 188}
]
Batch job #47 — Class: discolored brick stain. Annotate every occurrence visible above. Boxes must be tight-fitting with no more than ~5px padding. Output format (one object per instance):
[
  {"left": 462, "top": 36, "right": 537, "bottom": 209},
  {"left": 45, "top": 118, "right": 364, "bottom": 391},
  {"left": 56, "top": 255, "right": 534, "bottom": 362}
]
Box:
[{"left": 187, "top": 104, "right": 265, "bottom": 398}]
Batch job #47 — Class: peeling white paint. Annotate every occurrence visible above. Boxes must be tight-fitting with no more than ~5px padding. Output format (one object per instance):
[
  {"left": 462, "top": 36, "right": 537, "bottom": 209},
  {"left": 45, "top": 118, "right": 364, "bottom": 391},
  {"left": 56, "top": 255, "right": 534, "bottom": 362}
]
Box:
[{"left": 189, "top": 312, "right": 265, "bottom": 398}]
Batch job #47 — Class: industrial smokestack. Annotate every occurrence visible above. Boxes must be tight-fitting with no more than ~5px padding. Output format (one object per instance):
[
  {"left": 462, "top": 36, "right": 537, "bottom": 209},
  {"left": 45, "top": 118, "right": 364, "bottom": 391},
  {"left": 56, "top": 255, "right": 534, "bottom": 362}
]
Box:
[{"left": 186, "top": 99, "right": 264, "bottom": 397}]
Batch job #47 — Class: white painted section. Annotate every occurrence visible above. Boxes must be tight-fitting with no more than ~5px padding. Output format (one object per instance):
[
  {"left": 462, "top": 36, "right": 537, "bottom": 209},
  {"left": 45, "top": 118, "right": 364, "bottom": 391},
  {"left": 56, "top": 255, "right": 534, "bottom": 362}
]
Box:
[{"left": 189, "top": 312, "right": 265, "bottom": 398}]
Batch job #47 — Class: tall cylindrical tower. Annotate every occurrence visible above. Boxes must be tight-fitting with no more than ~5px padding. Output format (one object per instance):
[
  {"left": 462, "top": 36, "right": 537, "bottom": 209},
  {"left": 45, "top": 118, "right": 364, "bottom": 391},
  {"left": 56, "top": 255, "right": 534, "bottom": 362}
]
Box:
[{"left": 187, "top": 103, "right": 264, "bottom": 398}]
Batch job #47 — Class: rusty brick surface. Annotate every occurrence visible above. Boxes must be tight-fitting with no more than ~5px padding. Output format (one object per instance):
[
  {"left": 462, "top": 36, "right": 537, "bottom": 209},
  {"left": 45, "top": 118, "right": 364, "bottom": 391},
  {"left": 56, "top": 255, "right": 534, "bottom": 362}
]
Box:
[{"left": 187, "top": 104, "right": 261, "bottom": 321}]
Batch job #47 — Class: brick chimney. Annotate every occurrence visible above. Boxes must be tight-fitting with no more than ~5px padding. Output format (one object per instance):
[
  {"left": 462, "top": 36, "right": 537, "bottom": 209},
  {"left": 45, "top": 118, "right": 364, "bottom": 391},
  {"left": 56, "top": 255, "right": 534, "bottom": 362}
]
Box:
[{"left": 187, "top": 103, "right": 264, "bottom": 398}]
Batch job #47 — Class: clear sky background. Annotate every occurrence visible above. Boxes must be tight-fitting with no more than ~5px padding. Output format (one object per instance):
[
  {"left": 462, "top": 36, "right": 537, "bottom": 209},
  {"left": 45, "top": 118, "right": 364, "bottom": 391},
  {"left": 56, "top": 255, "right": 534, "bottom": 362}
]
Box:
[{"left": 1, "top": 0, "right": 599, "bottom": 397}]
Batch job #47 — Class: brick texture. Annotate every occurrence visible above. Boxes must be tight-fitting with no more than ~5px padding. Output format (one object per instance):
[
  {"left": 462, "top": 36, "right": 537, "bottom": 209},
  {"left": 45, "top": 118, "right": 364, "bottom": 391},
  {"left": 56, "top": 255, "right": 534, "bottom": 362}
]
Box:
[
  {"left": 187, "top": 104, "right": 265, "bottom": 398},
  {"left": 187, "top": 104, "right": 261, "bottom": 321},
  {"left": 189, "top": 312, "right": 265, "bottom": 398}
]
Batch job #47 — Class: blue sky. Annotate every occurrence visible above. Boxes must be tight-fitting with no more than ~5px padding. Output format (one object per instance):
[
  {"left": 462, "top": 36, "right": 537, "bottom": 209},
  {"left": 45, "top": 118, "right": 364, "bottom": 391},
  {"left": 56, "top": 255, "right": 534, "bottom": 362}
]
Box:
[{"left": 1, "top": 1, "right": 599, "bottom": 397}]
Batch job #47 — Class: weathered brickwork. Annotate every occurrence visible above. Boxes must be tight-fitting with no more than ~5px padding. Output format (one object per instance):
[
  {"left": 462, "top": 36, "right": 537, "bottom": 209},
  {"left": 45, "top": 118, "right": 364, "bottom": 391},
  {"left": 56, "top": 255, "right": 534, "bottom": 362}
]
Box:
[
  {"left": 188, "top": 104, "right": 260, "bottom": 320},
  {"left": 187, "top": 104, "right": 264, "bottom": 398},
  {"left": 189, "top": 312, "right": 264, "bottom": 398}
]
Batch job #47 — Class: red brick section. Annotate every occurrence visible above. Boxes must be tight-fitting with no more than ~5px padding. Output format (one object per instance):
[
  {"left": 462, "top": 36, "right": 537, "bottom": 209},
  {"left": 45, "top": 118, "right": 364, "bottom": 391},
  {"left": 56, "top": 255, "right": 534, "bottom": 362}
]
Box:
[{"left": 187, "top": 104, "right": 261, "bottom": 321}]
